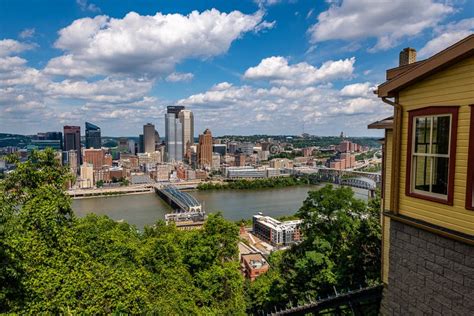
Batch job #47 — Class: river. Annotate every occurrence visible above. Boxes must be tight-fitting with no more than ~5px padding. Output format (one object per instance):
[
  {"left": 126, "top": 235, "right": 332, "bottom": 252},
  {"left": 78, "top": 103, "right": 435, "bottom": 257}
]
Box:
[{"left": 72, "top": 184, "right": 369, "bottom": 228}]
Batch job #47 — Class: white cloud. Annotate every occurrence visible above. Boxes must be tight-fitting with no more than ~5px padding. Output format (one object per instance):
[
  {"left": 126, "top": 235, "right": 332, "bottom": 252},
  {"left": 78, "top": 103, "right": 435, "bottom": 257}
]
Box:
[
  {"left": 19, "top": 28, "right": 35, "bottom": 39},
  {"left": 244, "top": 56, "right": 355, "bottom": 86},
  {"left": 176, "top": 80, "right": 390, "bottom": 135},
  {"left": 45, "top": 9, "right": 271, "bottom": 78},
  {"left": 43, "top": 78, "right": 153, "bottom": 103},
  {"left": 418, "top": 18, "right": 474, "bottom": 58},
  {"left": 254, "top": 20, "right": 276, "bottom": 33},
  {"left": 165, "top": 72, "right": 194, "bottom": 82},
  {"left": 0, "top": 39, "right": 34, "bottom": 57},
  {"left": 340, "top": 82, "right": 372, "bottom": 97},
  {"left": 76, "top": 0, "right": 101, "bottom": 13},
  {"left": 309, "top": 0, "right": 453, "bottom": 51}
]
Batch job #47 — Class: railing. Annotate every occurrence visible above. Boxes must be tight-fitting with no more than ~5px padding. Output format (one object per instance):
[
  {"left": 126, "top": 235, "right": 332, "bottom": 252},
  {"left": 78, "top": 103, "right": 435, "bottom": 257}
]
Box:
[{"left": 263, "top": 284, "right": 383, "bottom": 316}]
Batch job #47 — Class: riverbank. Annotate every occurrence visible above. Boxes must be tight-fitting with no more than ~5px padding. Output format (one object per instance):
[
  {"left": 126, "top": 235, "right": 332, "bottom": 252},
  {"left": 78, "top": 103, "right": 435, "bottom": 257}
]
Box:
[
  {"left": 68, "top": 185, "right": 153, "bottom": 199},
  {"left": 71, "top": 190, "right": 154, "bottom": 200},
  {"left": 197, "top": 175, "right": 316, "bottom": 191}
]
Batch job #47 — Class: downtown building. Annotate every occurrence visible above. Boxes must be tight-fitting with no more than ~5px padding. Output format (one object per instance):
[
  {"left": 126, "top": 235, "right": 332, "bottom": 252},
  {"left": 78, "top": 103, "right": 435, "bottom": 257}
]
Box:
[
  {"left": 197, "top": 128, "right": 212, "bottom": 169},
  {"left": 165, "top": 106, "right": 194, "bottom": 162},
  {"left": 63, "top": 125, "right": 81, "bottom": 170},
  {"left": 143, "top": 123, "right": 156, "bottom": 154},
  {"left": 85, "top": 122, "right": 101, "bottom": 149}
]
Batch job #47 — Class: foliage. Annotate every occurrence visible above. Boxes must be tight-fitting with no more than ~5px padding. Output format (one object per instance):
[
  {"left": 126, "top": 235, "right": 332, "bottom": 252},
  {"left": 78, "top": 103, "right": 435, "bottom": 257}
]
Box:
[
  {"left": 0, "top": 149, "right": 245, "bottom": 314},
  {"left": 360, "top": 164, "right": 382, "bottom": 173},
  {"left": 246, "top": 185, "right": 381, "bottom": 313},
  {"left": 96, "top": 180, "right": 104, "bottom": 187},
  {"left": 1, "top": 149, "right": 381, "bottom": 314},
  {"left": 268, "top": 151, "right": 303, "bottom": 160},
  {"left": 197, "top": 175, "right": 319, "bottom": 191}
]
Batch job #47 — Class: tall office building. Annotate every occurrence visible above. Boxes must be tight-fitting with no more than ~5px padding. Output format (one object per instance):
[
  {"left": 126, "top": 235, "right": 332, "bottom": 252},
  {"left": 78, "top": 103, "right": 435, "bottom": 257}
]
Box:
[
  {"left": 165, "top": 106, "right": 185, "bottom": 162},
  {"left": 138, "top": 134, "right": 144, "bottom": 153},
  {"left": 85, "top": 122, "right": 101, "bottom": 149},
  {"left": 143, "top": 123, "right": 156, "bottom": 153},
  {"left": 63, "top": 126, "right": 81, "bottom": 167},
  {"left": 197, "top": 129, "right": 213, "bottom": 169},
  {"left": 178, "top": 109, "right": 194, "bottom": 154}
]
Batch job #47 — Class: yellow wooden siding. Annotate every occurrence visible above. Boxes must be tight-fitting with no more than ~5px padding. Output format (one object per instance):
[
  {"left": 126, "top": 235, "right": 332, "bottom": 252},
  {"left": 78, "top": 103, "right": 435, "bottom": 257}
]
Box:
[
  {"left": 382, "top": 216, "right": 390, "bottom": 284},
  {"left": 397, "top": 56, "right": 474, "bottom": 235},
  {"left": 382, "top": 131, "right": 393, "bottom": 284},
  {"left": 384, "top": 130, "right": 393, "bottom": 211}
]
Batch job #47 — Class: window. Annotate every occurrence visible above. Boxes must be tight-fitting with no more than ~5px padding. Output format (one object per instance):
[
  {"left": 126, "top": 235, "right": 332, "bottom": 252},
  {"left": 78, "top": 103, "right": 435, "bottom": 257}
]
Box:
[
  {"left": 466, "top": 105, "right": 474, "bottom": 210},
  {"left": 406, "top": 106, "right": 459, "bottom": 205}
]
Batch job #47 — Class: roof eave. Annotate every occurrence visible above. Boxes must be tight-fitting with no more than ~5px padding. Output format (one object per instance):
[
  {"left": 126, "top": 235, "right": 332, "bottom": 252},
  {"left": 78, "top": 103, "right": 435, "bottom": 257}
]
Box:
[{"left": 377, "top": 34, "right": 474, "bottom": 98}]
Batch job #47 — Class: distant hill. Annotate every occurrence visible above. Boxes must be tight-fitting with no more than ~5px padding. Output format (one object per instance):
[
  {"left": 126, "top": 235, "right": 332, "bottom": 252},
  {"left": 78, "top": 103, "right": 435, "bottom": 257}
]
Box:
[{"left": 0, "top": 133, "right": 31, "bottom": 148}]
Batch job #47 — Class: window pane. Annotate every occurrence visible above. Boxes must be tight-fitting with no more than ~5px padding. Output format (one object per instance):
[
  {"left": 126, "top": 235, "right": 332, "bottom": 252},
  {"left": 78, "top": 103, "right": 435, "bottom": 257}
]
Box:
[
  {"left": 415, "top": 117, "right": 430, "bottom": 154},
  {"left": 432, "top": 116, "right": 450, "bottom": 155},
  {"left": 414, "top": 156, "right": 431, "bottom": 193},
  {"left": 431, "top": 157, "right": 449, "bottom": 195}
]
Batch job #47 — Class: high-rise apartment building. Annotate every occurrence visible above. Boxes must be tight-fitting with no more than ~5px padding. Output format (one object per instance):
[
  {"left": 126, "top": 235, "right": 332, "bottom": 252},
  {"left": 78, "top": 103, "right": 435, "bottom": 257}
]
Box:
[
  {"left": 63, "top": 126, "right": 81, "bottom": 167},
  {"left": 197, "top": 128, "right": 212, "bottom": 169},
  {"left": 179, "top": 109, "right": 194, "bottom": 154},
  {"left": 165, "top": 106, "right": 185, "bottom": 162},
  {"left": 85, "top": 122, "right": 101, "bottom": 149},
  {"left": 143, "top": 123, "right": 156, "bottom": 153}
]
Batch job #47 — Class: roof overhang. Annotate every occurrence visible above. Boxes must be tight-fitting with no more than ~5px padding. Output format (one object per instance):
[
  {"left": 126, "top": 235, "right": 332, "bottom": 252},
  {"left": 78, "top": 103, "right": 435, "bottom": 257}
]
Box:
[
  {"left": 377, "top": 34, "right": 474, "bottom": 98},
  {"left": 368, "top": 116, "right": 394, "bottom": 130}
]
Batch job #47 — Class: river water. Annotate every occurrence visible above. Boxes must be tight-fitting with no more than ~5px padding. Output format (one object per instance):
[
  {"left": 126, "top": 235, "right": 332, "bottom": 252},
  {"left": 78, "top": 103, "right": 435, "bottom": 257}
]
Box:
[{"left": 72, "top": 185, "right": 369, "bottom": 228}]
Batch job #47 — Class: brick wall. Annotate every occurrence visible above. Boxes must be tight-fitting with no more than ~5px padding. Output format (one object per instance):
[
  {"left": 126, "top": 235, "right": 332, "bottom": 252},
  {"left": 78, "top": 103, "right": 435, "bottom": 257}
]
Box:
[{"left": 380, "top": 220, "right": 474, "bottom": 315}]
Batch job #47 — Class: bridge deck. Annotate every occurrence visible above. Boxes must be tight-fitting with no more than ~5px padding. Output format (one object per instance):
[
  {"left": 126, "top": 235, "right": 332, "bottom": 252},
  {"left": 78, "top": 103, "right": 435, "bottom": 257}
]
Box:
[{"left": 158, "top": 185, "right": 202, "bottom": 212}]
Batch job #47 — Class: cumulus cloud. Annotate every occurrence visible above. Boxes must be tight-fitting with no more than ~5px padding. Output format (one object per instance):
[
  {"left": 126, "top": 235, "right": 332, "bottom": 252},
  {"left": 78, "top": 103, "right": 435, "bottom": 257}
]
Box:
[
  {"left": 309, "top": 0, "right": 453, "bottom": 51},
  {"left": 244, "top": 56, "right": 355, "bottom": 86},
  {"left": 0, "top": 39, "right": 34, "bottom": 57},
  {"left": 176, "top": 80, "right": 390, "bottom": 135},
  {"left": 340, "top": 82, "right": 372, "bottom": 97},
  {"left": 165, "top": 72, "right": 194, "bottom": 82},
  {"left": 45, "top": 9, "right": 272, "bottom": 78},
  {"left": 418, "top": 18, "right": 474, "bottom": 58}
]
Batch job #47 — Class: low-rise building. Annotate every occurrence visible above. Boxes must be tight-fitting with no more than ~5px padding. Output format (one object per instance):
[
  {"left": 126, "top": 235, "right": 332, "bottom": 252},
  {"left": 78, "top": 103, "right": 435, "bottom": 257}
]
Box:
[
  {"left": 79, "top": 163, "right": 94, "bottom": 188},
  {"left": 252, "top": 215, "right": 302, "bottom": 246},
  {"left": 270, "top": 158, "right": 293, "bottom": 169},
  {"left": 241, "top": 253, "right": 269, "bottom": 281}
]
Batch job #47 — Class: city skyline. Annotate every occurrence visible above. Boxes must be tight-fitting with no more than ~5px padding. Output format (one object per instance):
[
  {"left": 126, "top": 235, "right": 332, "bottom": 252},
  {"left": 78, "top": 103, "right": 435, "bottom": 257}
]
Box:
[{"left": 1, "top": 1, "right": 473, "bottom": 136}]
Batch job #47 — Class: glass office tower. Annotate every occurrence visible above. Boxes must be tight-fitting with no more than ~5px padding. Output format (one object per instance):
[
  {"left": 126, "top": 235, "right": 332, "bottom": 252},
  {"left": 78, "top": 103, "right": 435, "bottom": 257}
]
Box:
[
  {"left": 165, "top": 106, "right": 184, "bottom": 162},
  {"left": 85, "top": 122, "right": 101, "bottom": 149}
]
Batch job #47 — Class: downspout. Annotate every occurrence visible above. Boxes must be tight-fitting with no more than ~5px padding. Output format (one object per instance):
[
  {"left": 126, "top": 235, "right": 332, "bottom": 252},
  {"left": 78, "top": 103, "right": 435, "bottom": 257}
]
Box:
[{"left": 382, "top": 96, "right": 402, "bottom": 214}]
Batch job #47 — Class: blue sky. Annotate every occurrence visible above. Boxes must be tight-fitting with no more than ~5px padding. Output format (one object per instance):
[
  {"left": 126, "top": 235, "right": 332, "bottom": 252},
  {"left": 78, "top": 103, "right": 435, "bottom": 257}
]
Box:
[{"left": 0, "top": 0, "right": 473, "bottom": 137}]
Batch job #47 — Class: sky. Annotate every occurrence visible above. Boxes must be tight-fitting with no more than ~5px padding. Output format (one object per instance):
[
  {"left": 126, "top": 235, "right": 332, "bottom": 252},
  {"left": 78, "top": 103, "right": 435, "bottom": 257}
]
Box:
[{"left": 0, "top": 0, "right": 473, "bottom": 137}]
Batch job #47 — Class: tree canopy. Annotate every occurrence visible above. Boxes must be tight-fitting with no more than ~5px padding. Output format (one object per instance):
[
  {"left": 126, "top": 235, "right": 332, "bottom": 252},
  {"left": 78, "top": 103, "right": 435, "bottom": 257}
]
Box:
[{"left": 0, "top": 148, "right": 381, "bottom": 314}]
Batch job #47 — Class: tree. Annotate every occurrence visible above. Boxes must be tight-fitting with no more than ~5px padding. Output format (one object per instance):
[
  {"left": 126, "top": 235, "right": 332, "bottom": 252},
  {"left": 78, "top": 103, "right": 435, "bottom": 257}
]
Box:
[
  {"left": 246, "top": 185, "right": 382, "bottom": 313},
  {"left": 0, "top": 151, "right": 248, "bottom": 314}
]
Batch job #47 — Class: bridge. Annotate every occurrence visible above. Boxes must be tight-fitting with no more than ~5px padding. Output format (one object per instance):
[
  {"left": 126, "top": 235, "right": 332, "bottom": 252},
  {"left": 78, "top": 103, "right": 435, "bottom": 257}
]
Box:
[
  {"left": 317, "top": 168, "right": 381, "bottom": 183},
  {"left": 155, "top": 184, "right": 202, "bottom": 212},
  {"left": 340, "top": 177, "right": 377, "bottom": 191}
]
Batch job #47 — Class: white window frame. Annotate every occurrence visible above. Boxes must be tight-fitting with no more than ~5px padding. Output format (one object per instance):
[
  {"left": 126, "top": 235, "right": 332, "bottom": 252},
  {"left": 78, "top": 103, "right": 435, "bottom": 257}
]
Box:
[{"left": 411, "top": 114, "right": 452, "bottom": 200}]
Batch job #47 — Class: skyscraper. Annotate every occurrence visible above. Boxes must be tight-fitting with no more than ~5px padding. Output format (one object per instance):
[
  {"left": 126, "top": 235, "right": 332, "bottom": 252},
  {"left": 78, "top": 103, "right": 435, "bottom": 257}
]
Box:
[
  {"left": 179, "top": 109, "right": 194, "bottom": 155},
  {"left": 197, "top": 129, "right": 213, "bottom": 169},
  {"left": 63, "top": 125, "right": 81, "bottom": 168},
  {"left": 143, "top": 123, "right": 156, "bottom": 153},
  {"left": 85, "top": 122, "right": 101, "bottom": 149},
  {"left": 165, "top": 106, "right": 185, "bottom": 162}
]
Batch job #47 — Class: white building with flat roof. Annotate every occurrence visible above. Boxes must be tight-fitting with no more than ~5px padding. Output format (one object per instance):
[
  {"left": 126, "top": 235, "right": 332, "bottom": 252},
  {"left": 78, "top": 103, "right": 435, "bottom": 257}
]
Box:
[{"left": 252, "top": 215, "right": 302, "bottom": 246}]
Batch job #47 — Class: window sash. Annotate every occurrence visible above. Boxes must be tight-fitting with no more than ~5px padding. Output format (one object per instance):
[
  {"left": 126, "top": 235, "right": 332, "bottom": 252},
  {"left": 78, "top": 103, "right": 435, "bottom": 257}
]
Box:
[{"left": 411, "top": 114, "right": 452, "bottom": 199}]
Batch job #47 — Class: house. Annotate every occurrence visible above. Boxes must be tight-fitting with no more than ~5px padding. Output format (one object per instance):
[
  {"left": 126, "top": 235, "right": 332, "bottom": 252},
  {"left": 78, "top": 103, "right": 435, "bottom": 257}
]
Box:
[
  {"left": 241, "top": 253, "right": 269, "bottom": 281},
  {"left": 370, "top": 35, "right": 474, "bottom": 315}
]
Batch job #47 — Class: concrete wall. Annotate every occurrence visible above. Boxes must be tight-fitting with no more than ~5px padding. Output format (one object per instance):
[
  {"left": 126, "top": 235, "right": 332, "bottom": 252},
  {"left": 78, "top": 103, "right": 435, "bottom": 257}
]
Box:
[{"left": 380, "top": 220, "right": 474, "bottom": 315}]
